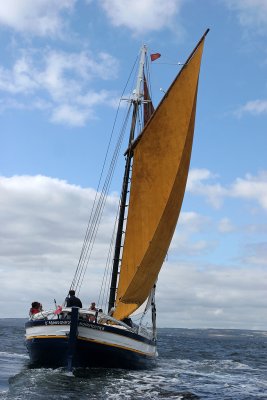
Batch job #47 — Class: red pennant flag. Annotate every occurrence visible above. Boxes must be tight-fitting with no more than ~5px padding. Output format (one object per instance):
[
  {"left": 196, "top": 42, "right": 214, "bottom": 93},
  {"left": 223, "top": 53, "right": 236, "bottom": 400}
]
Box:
[
  {"left": 54, "top": 306, "right": 62, "bottom": 315},
  {"left": 150, "top": 53, "right": 161, "bottom": 62}
]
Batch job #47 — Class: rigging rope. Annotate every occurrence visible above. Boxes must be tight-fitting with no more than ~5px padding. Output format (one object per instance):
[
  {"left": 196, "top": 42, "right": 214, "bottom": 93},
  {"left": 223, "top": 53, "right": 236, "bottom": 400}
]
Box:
[
  {"left": 74, "top": 105, "right": 132, "bottom": 295},
  {"left": 69, "top": 54, "right": 139, "bottom": 299},
  {"left": 97, "top": 56, "right": 153, "bottom": 311}
]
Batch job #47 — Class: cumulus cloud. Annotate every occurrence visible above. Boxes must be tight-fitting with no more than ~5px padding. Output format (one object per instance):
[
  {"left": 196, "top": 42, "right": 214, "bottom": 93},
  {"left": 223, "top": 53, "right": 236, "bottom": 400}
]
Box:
[
  {"left": 51, "top": 104, "right": 92, "bottom": 126},
  {"left": 1, "top": 172, "right": 267, "bottom": 328},
  {"left": 0, "top": 175, "right": 119, "bottom": 317},
  {"left": 224, "top": 0, "right": 267, "bottom": 32},
  {"left": 231, "top": 171, "right": 267, "bottom": 211},
  {"left": 0, "top": 0, "right": 75, "bottom": 37},
  {"left": 0, "top": 49, "right": 119, "bottom": 126},
  {"left": 170, "top": 212, "right": 213, "bottom": 256},
  {"left": 0, "top": 174, "right": 213, "bottom": 319},
  {"left": 0, "top": 0, "right": 182, "bottom": 37},
  {"left": 177, "top": 212, "right": 209, "bottom": 234},
  {"left": 188, "top": 169, "right": 267, "bottom": 212},
  {"left": 235, "top": 100, "right": 267, "bottom": 117},
  {"left": 187, "top": 169, "right": 227, "bottom": 208},
  {"left": 99, "top": 0, "right": 183, "bottom": 35},
  {"left": 157, "top": 260, "right": 267, "bottom": 329}
]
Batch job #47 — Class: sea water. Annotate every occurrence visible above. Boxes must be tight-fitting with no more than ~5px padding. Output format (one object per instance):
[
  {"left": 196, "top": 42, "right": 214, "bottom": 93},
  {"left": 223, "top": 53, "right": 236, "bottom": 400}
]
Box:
[{"left": 0, "top": 319, "right": 266, "bottom": 399}]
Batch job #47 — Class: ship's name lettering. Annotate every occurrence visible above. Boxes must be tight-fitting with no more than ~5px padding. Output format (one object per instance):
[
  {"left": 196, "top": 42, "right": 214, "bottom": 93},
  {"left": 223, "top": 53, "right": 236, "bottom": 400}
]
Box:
[
  {"left": 44, "top": 320, "right": 104, "bottom": 331},
  {"left": 45, "top": 321, "right": 71, "bottom": 326},
  {"left": 80, "top": 323, "right": 104, "bottom": 331}
]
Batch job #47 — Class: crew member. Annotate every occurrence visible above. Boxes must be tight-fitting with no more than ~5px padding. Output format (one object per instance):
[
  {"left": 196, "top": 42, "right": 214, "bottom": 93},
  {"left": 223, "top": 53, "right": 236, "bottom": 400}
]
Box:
[
  {"left": 29, "top": 302, "right": 41, "bottom": 316},
  {"left": 66, "top": 290, "right": 83, "bottom": 308}
]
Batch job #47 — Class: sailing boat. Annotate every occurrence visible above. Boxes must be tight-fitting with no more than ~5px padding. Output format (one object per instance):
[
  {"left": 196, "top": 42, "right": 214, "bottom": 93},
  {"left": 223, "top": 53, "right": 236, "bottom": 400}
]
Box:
[{"left": 25, "top": 30, "right": 209, "bottom": 370}]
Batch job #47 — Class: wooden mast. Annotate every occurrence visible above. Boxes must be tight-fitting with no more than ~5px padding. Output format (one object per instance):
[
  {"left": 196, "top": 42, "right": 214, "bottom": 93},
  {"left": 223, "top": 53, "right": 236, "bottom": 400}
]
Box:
[{"left": 108, "top": 45, "right": 147, "bottom": 312}]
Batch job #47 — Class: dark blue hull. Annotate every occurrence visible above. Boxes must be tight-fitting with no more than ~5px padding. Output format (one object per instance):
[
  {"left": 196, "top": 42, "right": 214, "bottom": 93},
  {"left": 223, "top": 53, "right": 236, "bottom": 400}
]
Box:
[
  {"left": 25, "top": 319, "right": 156, "bottom": 369},
  {"left": 26, "top": 337, "right": 154, "bottom": 369}
]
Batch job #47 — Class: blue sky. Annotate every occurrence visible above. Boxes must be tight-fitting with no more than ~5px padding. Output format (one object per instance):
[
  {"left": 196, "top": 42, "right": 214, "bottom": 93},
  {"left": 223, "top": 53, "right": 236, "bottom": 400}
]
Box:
[{"left": 0, "top": 0, "right": 267, "bottom": 329}]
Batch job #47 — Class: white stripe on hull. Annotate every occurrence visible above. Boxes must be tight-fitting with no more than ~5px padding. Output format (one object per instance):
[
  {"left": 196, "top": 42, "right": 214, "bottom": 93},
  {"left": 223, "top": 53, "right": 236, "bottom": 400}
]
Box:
[
  {"left": 78, "top": 326, "right": 156, "bottom": 356},
  {"left": 26, "top": 324, "right": 70, "bottom": 337}
]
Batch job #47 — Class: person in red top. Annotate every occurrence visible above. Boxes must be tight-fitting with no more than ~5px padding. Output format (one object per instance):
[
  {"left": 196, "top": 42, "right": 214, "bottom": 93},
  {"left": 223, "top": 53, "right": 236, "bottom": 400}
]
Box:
[{"left": 29, "top": 302, "right": 42, "bottom": 316}]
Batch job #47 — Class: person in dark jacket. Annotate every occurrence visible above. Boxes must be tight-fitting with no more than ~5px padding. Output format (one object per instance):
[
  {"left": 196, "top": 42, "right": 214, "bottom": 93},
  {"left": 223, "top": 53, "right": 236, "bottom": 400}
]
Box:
[{"left": 66, "top": 290, "right": 82, "bottom": 308}]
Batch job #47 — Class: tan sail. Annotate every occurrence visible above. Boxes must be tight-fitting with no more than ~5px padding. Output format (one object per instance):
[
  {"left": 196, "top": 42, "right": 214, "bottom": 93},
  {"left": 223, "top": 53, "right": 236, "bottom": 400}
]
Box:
[{"left": 113, "top": 36, "right": 206, "bottom": 321}]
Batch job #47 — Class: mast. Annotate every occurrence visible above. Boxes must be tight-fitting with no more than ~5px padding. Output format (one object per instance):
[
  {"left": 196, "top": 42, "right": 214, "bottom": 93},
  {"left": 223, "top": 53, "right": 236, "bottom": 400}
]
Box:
[{"left": 108, "top": 45, "right": 147, "bottom": 312}]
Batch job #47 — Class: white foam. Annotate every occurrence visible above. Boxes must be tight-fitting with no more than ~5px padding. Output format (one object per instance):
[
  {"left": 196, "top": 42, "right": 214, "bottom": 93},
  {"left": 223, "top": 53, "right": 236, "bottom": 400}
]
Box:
[{"left": 0, "top": 351, "right": 28, "bottom": 360}]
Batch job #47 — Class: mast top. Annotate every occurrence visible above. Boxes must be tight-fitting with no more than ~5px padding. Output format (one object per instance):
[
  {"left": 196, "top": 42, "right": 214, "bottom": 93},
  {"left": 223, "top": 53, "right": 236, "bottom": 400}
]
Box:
[{"left": 132, "top": 45, "right": 147, "bottom": 103}]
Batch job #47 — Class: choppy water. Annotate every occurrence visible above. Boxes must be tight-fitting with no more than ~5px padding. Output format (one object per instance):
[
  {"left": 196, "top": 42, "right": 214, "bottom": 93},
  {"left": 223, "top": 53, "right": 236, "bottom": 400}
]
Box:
[{"left": 0, "top": 319, "right": 266, "bottom": 399}]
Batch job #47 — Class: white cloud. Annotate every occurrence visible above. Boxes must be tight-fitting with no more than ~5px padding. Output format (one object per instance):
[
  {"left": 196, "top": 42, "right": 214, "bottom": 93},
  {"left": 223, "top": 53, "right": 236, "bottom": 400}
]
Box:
[
  {"left": 171, "top": 234, "right": 211, "bottom": 257},
  {"left": 0, "top": 49, "right": 119, "bottom": 126},
  {"left": 235, "top": 100, "right": 267, "bottom": 117},
  {"left": 188, "top": 169, "right": 267, "bottom": 212},
  {"left": 1, "top": 173, "right": 267, "bottom": 328},
  {"left": 231, "top": 171, "right": 267, "bottom": 211},
  {"left": 38, "top": 51, "right": 118, "bottom": 101},
  {"left": 0, "top": 0, "right": 75, "bottom": 36},
  {"left": 224, "top": 0, "right": 267, "bottom": 32},
  {"left": 99, "top": 0, "right": 183, "bottom": 35},
  {"left": 51, "top": 104, "right": 92, "bottom": 126},
  {"left": 187, "top": 169, "right": 227, "bottom": 208},
  {"left": 170, "top": 212, "right": 213, "bottom": 256},
  {"left": 218, "top": 217, "right": 235, "bottom": 233},
  {"left": 177, "top": 211, "right": 209, "bottom": 234},
  {"left": 0, "top": 56, "right": 38, "bottom": 94},
  {"left": 0, "top": 175, "right": 119, "bottom": 317},
  {"left": 56, "top": 107, "right": 88, "bottom": 126},
  {"left": 157, "top": 261, "right": 267, "bottom": 329},
  {"left": 187, "top": 168, "right": 214, "bottom": 186}
]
